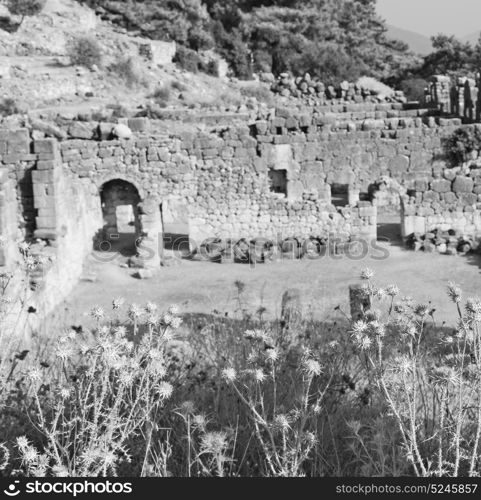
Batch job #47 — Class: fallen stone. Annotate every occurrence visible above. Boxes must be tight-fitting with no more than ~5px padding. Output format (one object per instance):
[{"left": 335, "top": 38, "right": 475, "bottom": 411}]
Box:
[
  {"left": 112, "top": 123, "right": 133, "bottom": 140},
  {"left": 134, "top": 269, "right": 154, "bottom": 279}
]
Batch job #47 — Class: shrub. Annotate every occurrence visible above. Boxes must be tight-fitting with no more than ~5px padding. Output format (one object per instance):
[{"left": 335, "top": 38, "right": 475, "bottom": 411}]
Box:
[
  {"left": 66, "top": 34, "right": 102, "bottom": 69},
  {"left": 173, "top": 46, "right": 202, "bottom": 74},
  {"left": 173, "top": 46, "right": 219, "bottom": 76},
  {"left": 0, "top": 98, "right": 19, "bottom": 117},
  {"left": 443, "top": 126, "right": 481, "bottom": 166},
  {"left": 149, "top": 86, "right": 171, "bottom": 109},
  {"left": 239, "top": 85, "right": 274, "bottom": 106},
  {"left": 399, "top": 78, "right": 429, "bottom": 103},
  {"left": 171, "top": 80, "right": 187, "bottom": 92},
  {"left": 6, "top": 0, "right": 45, "bottom": 26},
  {"left": 109, "top": 56, "right": 145, "bottom": 88}
]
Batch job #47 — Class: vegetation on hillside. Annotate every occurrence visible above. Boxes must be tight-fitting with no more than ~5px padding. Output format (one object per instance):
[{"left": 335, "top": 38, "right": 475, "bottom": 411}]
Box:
[{"left": 78, "top": 0, "right": 419, "bottom": 82}]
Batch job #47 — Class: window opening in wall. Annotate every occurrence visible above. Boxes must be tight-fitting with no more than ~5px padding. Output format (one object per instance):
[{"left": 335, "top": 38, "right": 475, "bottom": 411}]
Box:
[
  {"left": 331, "top": 183, "right": 349, "bottom": 207},
  {"left": 268, "top": 169, "right": 287, "bottom": 196}
]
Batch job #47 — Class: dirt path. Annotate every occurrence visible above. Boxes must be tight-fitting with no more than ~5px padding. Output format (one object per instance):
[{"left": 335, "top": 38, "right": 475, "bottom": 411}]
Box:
[{"left": 56, "top": 242, "right": 481, "bottom": 327}]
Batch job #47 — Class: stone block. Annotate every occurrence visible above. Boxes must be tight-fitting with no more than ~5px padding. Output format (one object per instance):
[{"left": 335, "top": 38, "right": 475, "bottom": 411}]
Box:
[
  {"left": 68, "top": 122, "right": 95, "bottom": 140},
  {"left": 453, "top": 176, "right": 474, "bottom": 193},
  {"left": 431, "top": 179, "right": 451, "bottom": 193},
  {"left": 5, "top": 129, "right": 30, "bottom": 154},
  {"left": 128, "top": 117, "right": 149, "bottom": 132},
  {"left": 388, "top": 155, "right": 409, "bottom": 173}
]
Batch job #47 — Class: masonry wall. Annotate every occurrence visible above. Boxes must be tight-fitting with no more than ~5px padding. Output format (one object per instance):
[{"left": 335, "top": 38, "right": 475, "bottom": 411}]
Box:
[
  {"left": 0, "top": 98, "right": 478, "bottom": 318},
  {"left": 57, "top": 106, "right": 463, "bottom": 244},
  {"left": 402, "top": 165, "right": 481, "bottom": 237}
]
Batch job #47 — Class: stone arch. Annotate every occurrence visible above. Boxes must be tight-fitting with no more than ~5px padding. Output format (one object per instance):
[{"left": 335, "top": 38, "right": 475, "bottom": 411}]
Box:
[
  {"left": 98, "top": 179, "right": 142, "bottom": 256},
  {"left": 95, "top": 174, "right": 147, "bottom": 199}
]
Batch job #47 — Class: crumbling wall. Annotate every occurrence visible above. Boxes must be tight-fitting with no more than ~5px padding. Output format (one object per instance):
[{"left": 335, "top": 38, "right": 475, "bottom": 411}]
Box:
[{"left": 403, "top": 165, "right": 481, "bottom": 238}]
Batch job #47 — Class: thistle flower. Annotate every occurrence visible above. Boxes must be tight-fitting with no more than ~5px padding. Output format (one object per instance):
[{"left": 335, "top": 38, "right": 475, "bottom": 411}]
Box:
[
  {"left": 369, "top": 320, "right": 385, "bottom": 338},
  {"left": 55, "top": 343, "right": 74, "bottom": 362},
  {"left": 252, "top": 368, "right": 266, "bottom": 383},
  {"left": 414, "top": 303, "right": 429, "bottom": 317},
  {"left": 265, "top": 348, "right": 279, "bottom": 362},
  {"left": 360, "top": 267, "right": 374, "bottom": 280},
  {"left": 193, "top": 414, "right": 207, "bottom": 430},
  {"left": 27, "top": 367, "right": 42, "bottom": 382},
  {"left": 302, "top": 358, "right": 322, "bottom": 377},
  {"left": 112, "top": 297, "right": 125, "bottom": 310},
  {"left": 128, "top": 303, "right": 143, "bottom": 321},
  {"left": 90, "top": 306, "right": 105, "bottom": 321},
  {"left": 447, "top": 282, "right": 462, "bottom": 304},
  {"left": 0, "top": 443, "right": 9, "bottom": 472},
  {"left": 162, "top": 313, "right": 173, "bottom": 326},
  {"left": 386, "top": 284, "right": 400, "bottom": 297},
  {"left": 145, "top": 302, "right": 158, "bottom": 314},
  {"left": 16, "top": 436, "right": 29, "bottom": 450},
  {"left": 150, "top": 359, "right": 167, "bottom": 378},
  {"left": 18, "top": 241, "right": 30, "bottom": 254},
  {"left": 119, "top": 370, "right": 135, "bottom": 386},
  {"left": 201, "top": 432, "right": 228, "bottom": 455},
  {"left": 168, "top": 304, "right": 180, "bottom": 315},
  {"left": 351, "top": 320, "right": 368, "bottom": 336},
  {"left": 113, "top": 325, "right": 127, "bottom": 338},
  {"left": 274, "top": 414, "right": 290, "bottom": 431},
  {"left": 465, "top": 298, "right": 481, "bottom": 321},
  {"left": 395, "top": 355, "right": 414, "bottom": 374},
  {"left": 24, "top": 255, "right": 37, "bottom": 270},
  {"left": 146, "top": 314, "right": 160, "bottom": 327},
  {"left": 58, "top": 386, "right": 71, "bottom": 399},
  {"left": 180, "top": 400, "right": 195, "bottom": 415},
  {"left": 221, "top": 367, "right": 237, "bottom": 383},
  {"left": 52, "top": 465, "right": 69, "bottom": 477},
  {"left": 170, "top": 316, "right": 182, "bottom": 330},
  {"left": 22, "top": 446, "right": 39, "bottom": 463},
  {"left": 157, "top": 381, "right": 173, "bottom": 399}
]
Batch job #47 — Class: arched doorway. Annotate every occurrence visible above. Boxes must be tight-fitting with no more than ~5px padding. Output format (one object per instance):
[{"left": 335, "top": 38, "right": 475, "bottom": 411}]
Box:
[
  {"left": 368, "top": 177, "right": 407, "bottom": 245},
  {"left": 98, "top": 179, "right": 141, "bottom": 256}
]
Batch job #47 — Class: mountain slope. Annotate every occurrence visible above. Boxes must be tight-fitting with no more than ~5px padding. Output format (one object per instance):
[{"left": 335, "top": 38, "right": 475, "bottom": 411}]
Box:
[
  {"left": 462, "top": 31, "right": 480, "bottom": 46},
  {"left": 386, "top": 24, "right": 432, "bottom": 55}
]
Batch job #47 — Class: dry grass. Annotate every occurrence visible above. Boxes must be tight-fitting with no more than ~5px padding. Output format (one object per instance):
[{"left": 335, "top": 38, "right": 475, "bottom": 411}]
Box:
[{"left": 1, "top": 248, "right": 481, "bottom": 476}]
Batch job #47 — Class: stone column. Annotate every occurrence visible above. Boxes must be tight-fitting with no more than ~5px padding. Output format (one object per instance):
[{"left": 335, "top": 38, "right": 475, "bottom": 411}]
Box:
[
  {"left": 0, "top": 169, "right": 18, "bottom": 267},
  {"left": 138, "top": 197, "right": 162, "bottom": 269}
]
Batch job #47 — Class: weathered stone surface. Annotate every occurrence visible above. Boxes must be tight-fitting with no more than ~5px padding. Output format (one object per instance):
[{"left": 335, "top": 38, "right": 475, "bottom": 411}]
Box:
[
  {"left": 431, "top": 179, "right": 452, "bottom": 193},
  {"left": 388, "top": 155, "right": 409, "bottom": 173},
  {"left": 68, "top": 122, "right": 95, "bottom": 140},
  {"left": 453, "top": 176, "right": 474, "bottom": 193},
  {"left": 112, "top": 124, "right": 133, "bottom": 140}
]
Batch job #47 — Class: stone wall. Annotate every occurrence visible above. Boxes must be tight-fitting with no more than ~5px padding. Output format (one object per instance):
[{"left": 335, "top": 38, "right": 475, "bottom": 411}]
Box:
[
  {"left": 429, "top": 75, "right": 481, "bottom": 122},
  {"left": 403, "top": 165, "right": 481, "bottom": 238},
  {"left": 0, "top": 168, "right": 19, "bottom": 267},
  {"left": 2, "top": 95, "right": 481, "bottom": 317}
]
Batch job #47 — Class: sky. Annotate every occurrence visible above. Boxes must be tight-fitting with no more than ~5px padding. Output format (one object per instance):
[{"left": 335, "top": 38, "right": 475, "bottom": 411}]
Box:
[{"left": 377, "top": 0, "right": 481, "bottom": 37}]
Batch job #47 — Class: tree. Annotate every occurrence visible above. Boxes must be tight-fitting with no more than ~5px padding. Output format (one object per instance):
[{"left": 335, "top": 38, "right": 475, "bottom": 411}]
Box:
[
  {"left": 6, "top": 0, "right": 46, "bottom": 27},
  {"left": 420, "top": 34, "right": 474, "bottom": 77}
]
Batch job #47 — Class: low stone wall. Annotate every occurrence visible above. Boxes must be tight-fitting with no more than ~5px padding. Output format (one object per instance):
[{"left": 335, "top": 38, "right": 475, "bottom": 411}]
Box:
[{"left": 403, "top": 164, "right": 481, "bottom": 238}]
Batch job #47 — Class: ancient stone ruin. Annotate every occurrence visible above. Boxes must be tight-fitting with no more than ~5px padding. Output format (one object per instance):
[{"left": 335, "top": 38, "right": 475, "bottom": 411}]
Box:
[{"left": 2, "top": 73, "right": 481, "bottom": 322}]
